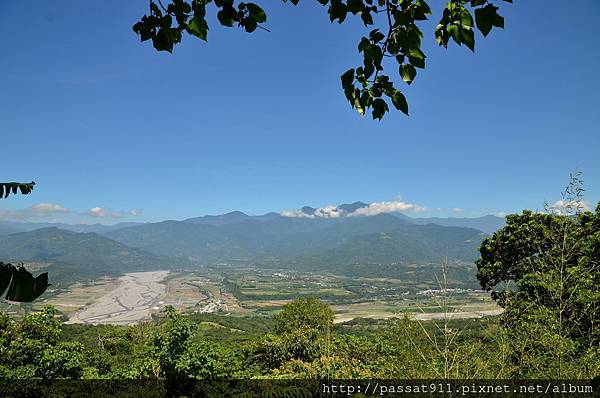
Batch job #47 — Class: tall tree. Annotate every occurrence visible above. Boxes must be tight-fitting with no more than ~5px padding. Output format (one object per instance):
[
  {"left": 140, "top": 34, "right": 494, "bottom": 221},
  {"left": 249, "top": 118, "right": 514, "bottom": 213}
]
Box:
[{"left": 476, "top": 174, "right": 600, "bottom": 377}]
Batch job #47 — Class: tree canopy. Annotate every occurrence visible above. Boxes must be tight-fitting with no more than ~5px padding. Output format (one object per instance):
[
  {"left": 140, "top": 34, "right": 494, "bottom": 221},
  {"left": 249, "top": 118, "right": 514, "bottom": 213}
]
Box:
[
  {"left": 476, "top": 175, "right": 599, "bottom": 377},
  {"left": 133, "top": 0, "right": 512, "bottom": 120},
  {"left": 274, "top": 296, "right": 334, "bottom": 334}
]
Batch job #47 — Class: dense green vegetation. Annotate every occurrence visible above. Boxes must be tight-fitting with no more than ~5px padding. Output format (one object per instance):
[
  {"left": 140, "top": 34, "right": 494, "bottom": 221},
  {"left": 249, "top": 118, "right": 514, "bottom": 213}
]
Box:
[
  {"left": 1, "top": 298, "right": 596, "bottom": 383},
  {"left": 477, "top": 179, "right": 600, "bottom": 378}
]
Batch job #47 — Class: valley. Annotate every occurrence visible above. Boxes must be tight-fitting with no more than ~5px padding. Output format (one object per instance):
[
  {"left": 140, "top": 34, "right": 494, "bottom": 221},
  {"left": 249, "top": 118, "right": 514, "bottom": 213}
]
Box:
[
  {"left": 0, "top": 204, "right": 505, "bottom": 324},
  {"left": 34, "top": 267, "right": 499, "bottom": 325}
]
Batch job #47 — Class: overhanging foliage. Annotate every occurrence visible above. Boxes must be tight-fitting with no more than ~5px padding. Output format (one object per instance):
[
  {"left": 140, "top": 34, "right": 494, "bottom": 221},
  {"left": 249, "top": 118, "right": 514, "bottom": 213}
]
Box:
[
  {"left": 133, "top": 0, "right": 512, "bottom": 120},
  {"left": 0, "top": 262, "right": 49, "bottom": 302},
  {"left": 0, "top": 182, "right": 35, "bottom": 198}
]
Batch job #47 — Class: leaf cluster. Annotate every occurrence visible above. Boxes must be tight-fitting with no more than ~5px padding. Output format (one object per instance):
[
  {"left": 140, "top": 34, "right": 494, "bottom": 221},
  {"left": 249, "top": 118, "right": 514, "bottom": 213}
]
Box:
[
  {"left": 133, "top": 0, "right": 269, "bottom": 53},
  {"left": 0, "top": 182, "right": 35, "bottom": 199},
  {"left": 0, "top": 262, "right": 49, "bottom": 302},
  {"left": 133, "top": 0, "right": 512, "bottom": 120}
]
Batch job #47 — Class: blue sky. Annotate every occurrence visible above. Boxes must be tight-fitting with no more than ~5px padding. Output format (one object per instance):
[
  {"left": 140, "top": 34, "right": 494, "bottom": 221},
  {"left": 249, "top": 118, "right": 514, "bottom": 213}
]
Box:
[{"left": 1, "top": 0, "right": 599, "bottom": 224}]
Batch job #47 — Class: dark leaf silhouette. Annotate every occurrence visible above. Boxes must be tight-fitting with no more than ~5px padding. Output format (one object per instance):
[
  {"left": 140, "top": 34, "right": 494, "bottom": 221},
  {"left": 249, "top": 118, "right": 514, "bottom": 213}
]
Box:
[
  {"left": 0, "top": 182, "right": 35, "bottom": 198},
  {"left": 133, "top": 0, "right": 512, "bottom": 120},
  {"left": 0, "top": 262, "right": 49, "bottom": 302}
]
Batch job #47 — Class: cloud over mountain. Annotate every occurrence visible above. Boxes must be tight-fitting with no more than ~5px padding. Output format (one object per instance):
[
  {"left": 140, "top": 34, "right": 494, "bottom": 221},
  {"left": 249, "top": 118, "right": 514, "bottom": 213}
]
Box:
[
  {"left": 349, "top": 200, "right": 427, "bottom": 216},
  {"left": 549, "top": 199, "right": 591, "bottom": 214},
  {"left": 280, "top": 199, "right": 426, "bottom": 218},
  {"left": 0, "top": 203, "right": 69, "bottom": 221},
  {"left": 88, "top": 207, "right": 143, "bottom": 219}
]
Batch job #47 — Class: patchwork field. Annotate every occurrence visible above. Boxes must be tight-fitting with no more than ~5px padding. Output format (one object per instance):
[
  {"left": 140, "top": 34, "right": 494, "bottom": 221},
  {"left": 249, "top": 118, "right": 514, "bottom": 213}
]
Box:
[{"left": 35, "top": 267, "right": 500, "bottom": 325}]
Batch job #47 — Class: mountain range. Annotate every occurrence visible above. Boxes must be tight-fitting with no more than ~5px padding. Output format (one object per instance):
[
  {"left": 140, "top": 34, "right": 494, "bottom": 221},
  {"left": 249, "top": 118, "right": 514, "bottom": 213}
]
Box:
[
  {"left": 0, "top": 221, "right": 143, "bottom": 236},
  {"left": 0, "top": 203, "right": 505, "bottom": 285}
]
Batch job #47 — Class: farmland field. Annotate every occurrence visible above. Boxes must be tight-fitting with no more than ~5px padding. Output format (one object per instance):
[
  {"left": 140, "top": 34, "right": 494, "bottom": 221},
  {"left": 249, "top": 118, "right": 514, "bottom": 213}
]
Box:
[{"left": 30, "top": 266, "right": 499, "bottom": 325}]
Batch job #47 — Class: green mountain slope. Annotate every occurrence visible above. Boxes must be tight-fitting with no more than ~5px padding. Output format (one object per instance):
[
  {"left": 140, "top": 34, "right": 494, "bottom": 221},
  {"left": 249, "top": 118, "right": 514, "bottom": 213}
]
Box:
[
  {"left": 403, "top": 215, "right": 505, "bottom": 234},
  {"left": 104, "top": 213, "right": 486, "bottom": 279},
  {"left": 0, "top": 228, "right": 178, "bottom": 280}
]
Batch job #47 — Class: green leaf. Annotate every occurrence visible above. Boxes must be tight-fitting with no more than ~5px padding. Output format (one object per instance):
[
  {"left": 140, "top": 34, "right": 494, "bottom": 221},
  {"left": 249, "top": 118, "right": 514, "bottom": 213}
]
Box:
[
  {"left": 408, "top": 48, "right": 426, "bottom": 69},
  {"left": 369, "top": 29, "right": 385, "bottom": 43},
  {"left": 217, "top": 6, "right": 237, "bottom": 27},
  {"left": 1, "top": 262, "right": 49, "bottom": 302},
  {"left": 160, "top": 15, "right": 172, "bottom": 29},
  {"left": 244, "top": 18, "right": 257, "bottom": 32},
  {"left": 341, "top": 69, "right": 355, "bottom": 88},
  {"left": 245, "top": 3, "right": 267, "bottom": 23},
  {"left": 354, "top": 96, "right": 365, "bottom": 116},
  {"left": 391, "top": 90, "right": 409, "bottom": 115},
  {"left": 400, "top": 64, "right": 417, "bottom": 85},
  {"left": 435, "top": 24, "right": 448, "bottom": 47},
  {"left": 360, "top": 10, "right": 373, "bottom": 26},
  {"left": 372, "top": 98, "right": 388, "bottom": 120},
  {"left": 152, "top": 27, "right": 182, "bottom": 52},
  {"left": 461, "top": 9, "right": 473, "bottom": 28},
  {"left": 329, "top": 0, "right": 348, "bottom": 23},
  {"left": 447, "top": 24, "right": 461, "bottom": 45},
  {"left": 347, "top": 0, "right": 363, "bottom": 14},
  {"left": 470, "top": 0, "right": 486, "bottom": 6},
  {"left": 460, "top": 27, "right": 475, "bottom": 51},
  {"left": 475, "top": 4, "right": 503, "bottom": 37},
  {"left": 150, "top": 2, "right": 161, "bottom": 16},
  {"left": 188, "top": 16, "right": 209, "bottom": 41}
]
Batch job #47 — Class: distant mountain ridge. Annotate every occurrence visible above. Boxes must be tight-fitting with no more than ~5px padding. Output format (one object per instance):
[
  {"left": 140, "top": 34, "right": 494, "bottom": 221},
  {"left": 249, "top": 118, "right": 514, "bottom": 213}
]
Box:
[
  {"left": 0, "top": 221, "right": 144, "bottom": 236},
  {"left": 104, "top": 212, "right": 486, "bottom": 272},
  {"left": 0, "top": 203, "right": 504, "bottom": 284},
  {"left": 405, "top": 215, "right": 505, "bottom": 235},
  {"left": 0, "top": 227, "right": 186, "bottom": 286},
  {"left": 180, "top": 202, "right": 504, "bottom": 233},
  {"left": 0, "top": 202, "right": 505, "bottom": 235}
]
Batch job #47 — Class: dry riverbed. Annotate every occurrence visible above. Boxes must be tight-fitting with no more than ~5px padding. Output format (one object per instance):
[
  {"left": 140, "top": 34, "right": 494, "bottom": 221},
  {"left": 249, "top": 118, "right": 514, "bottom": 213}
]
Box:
[{"left": 67, "top": 271, "right": 170, "bottom": 325}]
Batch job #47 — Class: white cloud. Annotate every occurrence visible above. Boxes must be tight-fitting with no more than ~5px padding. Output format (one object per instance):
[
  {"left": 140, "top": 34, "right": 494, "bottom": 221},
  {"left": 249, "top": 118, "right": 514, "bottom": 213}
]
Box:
[
  {"left": 281, "top": 199, "right": 427, "bottom": 219},
  {"left": 349, "top": 200, "right": 427, "bottom": 216},
  {"left": 452, "top": 208, "right": 464, "bottom": 213},
  {"left": 31, "top": 203, "right": 69, "bottom": 215},
  {"left": 281, "top": 204, "right": 343, "bottom": 219},
  {"left": 280, "top": 209, "right": 313, "bottom": 218},
  {"left": 89, "top": 207, "right": 108, "bottom": 217},
  {"left": 0, "top": 203, "right": 142, "bottom": 223},
  {"left": 496, "top": 212, "right": 508, "bottom": 217},
  {"left": 88, "top": 207, "right": 142, "bottom": 219},
  {"left": 548, "top": 199, "right": 591, "bottom": 214},
  {"left": 314, "top": 205, "right": 344, "bottom": 218},
  {"left": 0, "top": 203, "right": 69, "bottom": 221}
]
